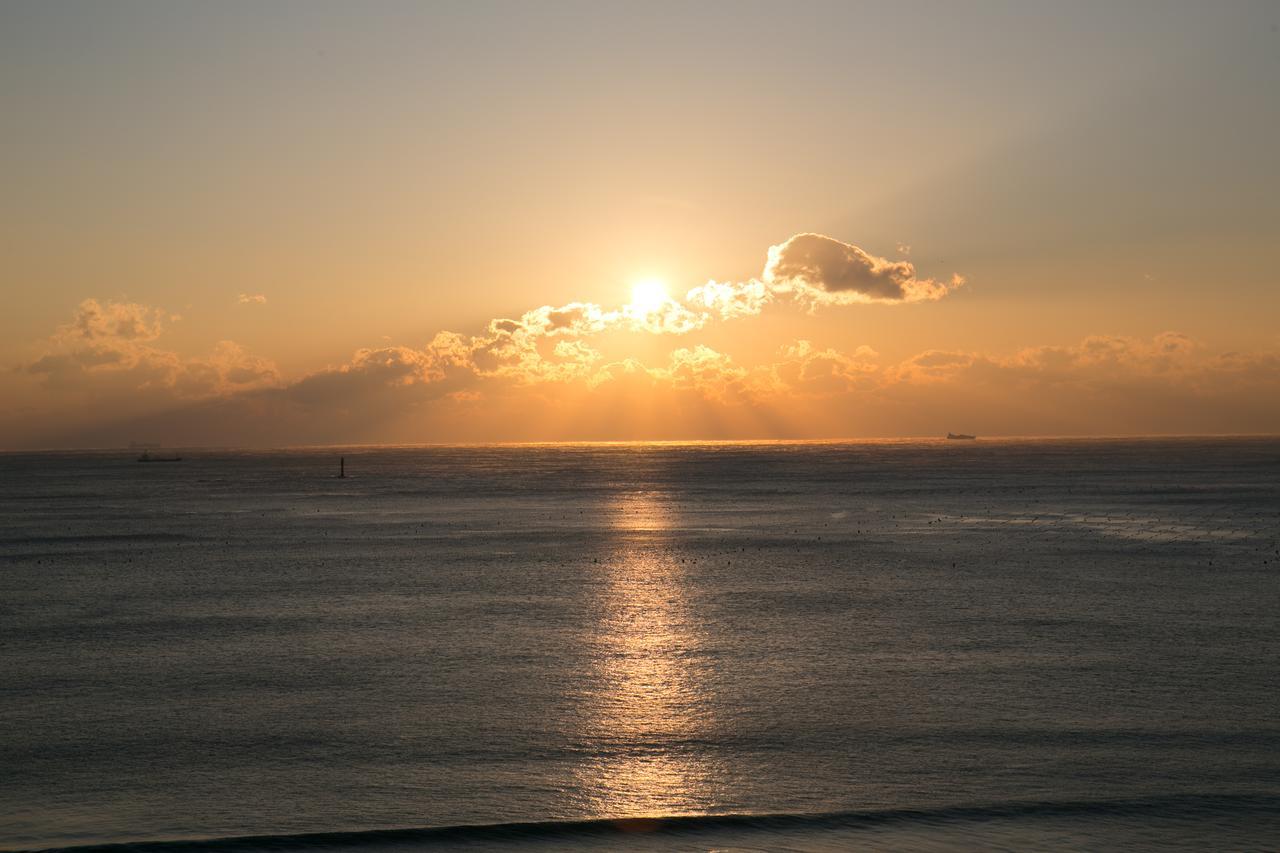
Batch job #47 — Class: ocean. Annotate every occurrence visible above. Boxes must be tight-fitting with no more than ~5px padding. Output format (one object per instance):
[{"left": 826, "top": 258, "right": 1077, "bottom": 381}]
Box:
[{"left": 2, "top": 438, "right": 1278, "bottom": 851}]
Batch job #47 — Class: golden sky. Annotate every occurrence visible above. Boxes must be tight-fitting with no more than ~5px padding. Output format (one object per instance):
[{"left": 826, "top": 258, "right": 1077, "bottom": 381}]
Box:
[{"left": 2, "top": 2, "right": 1278, "bottom": 448}]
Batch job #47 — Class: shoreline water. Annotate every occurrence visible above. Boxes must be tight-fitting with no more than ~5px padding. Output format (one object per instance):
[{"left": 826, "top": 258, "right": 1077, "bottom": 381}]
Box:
[{"left": 13, "top": 794, "right": 1280, "bottom": 853}]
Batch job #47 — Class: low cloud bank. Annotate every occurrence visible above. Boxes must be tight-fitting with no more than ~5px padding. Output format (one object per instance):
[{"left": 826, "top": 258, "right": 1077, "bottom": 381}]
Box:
[
  {"left": 11, "top": 326, "right": 1279, "bottom": 448},
  {"left": 9, "top": 238, "right": 1279, "bottom": 447}
]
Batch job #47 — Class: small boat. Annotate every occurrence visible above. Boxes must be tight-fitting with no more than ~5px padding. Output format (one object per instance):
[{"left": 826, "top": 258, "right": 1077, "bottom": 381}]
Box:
[
  {"left": 138, "top": 451, "right": 183, "bottom": 462},
  {"left": 946, "top": 432, "right": 976, "bottom": 440}
]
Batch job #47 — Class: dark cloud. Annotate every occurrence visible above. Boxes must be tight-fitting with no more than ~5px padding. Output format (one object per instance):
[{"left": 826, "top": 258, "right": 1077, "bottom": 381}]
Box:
[{"left": 764, "top": 233, "right": 963, "bottom": 304}]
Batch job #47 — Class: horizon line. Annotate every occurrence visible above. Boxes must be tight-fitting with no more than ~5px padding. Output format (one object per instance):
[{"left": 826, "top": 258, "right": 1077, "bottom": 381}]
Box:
[{"left": 3, "top": 432, "right": 1279, "bottom": 454}]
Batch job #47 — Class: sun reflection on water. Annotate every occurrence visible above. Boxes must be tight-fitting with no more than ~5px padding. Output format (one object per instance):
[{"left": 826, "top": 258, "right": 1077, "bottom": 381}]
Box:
[{"left": 574, "top": 491, "right": 721, "bottom": 818}]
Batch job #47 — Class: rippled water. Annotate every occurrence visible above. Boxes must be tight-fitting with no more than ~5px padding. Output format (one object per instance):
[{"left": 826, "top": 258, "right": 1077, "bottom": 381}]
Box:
[{"left": 2, "top": 438, "right": 1279, "bottom": 851}]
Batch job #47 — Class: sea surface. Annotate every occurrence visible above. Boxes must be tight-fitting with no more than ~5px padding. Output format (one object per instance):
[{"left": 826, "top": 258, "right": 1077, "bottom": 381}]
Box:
[{"left": 2, "top": 438, "right": 1279, "bottom": 851}]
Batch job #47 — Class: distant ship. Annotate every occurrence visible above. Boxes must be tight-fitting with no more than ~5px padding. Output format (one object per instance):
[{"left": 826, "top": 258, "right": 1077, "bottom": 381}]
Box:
[
  {"left": 138, "top": 451, "right": 182, "bottom": 462},
  {"left": 946, "top": 432, "right": 977, "bottom": 440}
]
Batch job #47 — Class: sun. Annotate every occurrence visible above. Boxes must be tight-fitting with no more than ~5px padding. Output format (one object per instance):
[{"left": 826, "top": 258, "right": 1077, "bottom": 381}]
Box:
[{"left": 630, "top": 278, "right": 670, "bottom": 313}]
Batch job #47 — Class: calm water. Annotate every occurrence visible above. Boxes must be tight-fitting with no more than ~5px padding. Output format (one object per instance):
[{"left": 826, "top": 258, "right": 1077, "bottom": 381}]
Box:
[{"left": 2, "top": 438, "right": 1279, "bottom": 851}]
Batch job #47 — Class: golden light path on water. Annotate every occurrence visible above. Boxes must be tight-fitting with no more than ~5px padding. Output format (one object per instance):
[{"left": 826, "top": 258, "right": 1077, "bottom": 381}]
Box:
[{"left": 573, "top": 489, "right": 723, "bottom": 821}]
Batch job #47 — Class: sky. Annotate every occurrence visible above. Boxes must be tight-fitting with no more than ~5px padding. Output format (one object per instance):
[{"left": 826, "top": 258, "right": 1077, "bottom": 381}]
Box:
[{"left": 2, "top": 0, "right": 1278, "bottom": 448}]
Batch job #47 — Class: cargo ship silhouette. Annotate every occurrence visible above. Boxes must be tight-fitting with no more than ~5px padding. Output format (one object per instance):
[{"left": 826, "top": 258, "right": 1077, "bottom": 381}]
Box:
[{"left": 137, "top": 451, "right": 183, "bottom": 462}]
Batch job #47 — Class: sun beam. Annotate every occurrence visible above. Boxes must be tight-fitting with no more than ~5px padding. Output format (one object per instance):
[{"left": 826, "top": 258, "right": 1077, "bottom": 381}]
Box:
[{"left": 630, "top": 278, "right": 670, "bottom": 314}]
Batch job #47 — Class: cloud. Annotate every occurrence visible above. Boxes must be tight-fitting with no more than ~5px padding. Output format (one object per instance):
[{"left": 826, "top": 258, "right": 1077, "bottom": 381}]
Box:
[
  {"left": 460, "top": 307, "right": 605, "bottom": 383},
  {"left": 173, "top": 341, "right": 280, "bottom": 397},
  {"left": 685, "top": 278, "right": 773, "bottom": 320},
  {"left": 280, "top": 346, "right": 442, "bottom": 408},
  {"left": 23, "top": 299, "right": 278, "bottom": 400},
  {"left": 200, "top": 234, "right": 956, "bottom": 402},
  {"left": 578, "top": 346, "right": 769, "bottom": 421},
  {"left": 583, "top": 341, "right": 882, "bottom": 405},
  {"left": 416, "top": 293, "right": 709, "bottom": 388},
  {"left": 883, "top": 333, "right": 1207, "bottom": 390},
  {"left": 59, "top": 298, "right": 169, "bottom": 343},
  {"left": 237, "top": 293, "right": 267, "bottom": 305},
  {"left": 11, "top": 319, "right": 1280, "bottom": 448},
  {"left": 625, "top": 345, "right": 754, "bottom": 403},
  {"left": 764, "top": 233, "right": 965, "bottom": 305},
  {"left": 621, "top": 298, "right": 708, "bottom": 335},
  {"left": 578, "top": 331, "right": 1280, "bottom": 427},
  {"left": 682, "top": 234, "right": 962, "bottom": 322},
  {"left": 769, "top": 340, "right": 881, "bottom": 396}
]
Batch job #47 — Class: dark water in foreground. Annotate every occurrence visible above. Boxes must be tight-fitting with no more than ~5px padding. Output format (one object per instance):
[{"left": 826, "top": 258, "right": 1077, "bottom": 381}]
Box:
[{"left": 2, "top": 438, "right": 1279, "bottom": 851}]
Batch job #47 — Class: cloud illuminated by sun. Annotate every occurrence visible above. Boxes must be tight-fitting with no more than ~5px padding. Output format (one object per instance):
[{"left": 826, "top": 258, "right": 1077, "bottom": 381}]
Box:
[{"left": 629, "top": 278, "right": 670, "bottom": 314}]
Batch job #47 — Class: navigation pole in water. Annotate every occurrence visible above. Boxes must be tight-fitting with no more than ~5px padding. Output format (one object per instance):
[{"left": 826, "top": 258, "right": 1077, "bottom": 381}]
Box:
[{"left": 340, "top": 457, "right": 345, "bottom": 478}]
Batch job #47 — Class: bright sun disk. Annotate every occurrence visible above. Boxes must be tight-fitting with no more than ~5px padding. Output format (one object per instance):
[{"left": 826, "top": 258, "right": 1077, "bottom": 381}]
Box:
[{"left": 630, "top": 278, "right": 669, "bottom": 313}]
